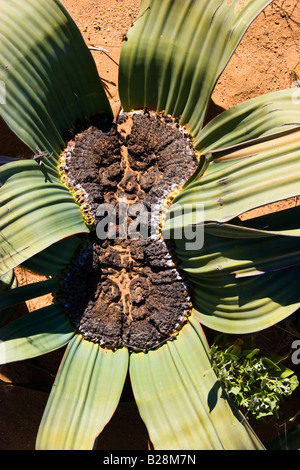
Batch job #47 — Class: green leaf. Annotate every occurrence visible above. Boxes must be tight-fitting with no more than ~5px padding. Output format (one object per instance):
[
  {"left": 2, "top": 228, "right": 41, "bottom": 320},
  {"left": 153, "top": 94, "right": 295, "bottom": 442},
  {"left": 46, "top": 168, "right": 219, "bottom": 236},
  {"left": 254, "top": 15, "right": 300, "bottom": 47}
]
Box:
[
  {"left": 165, "top": 127, "right": 300, "bottom": 230},
  {"left": 205, "top": 209, "right": 300, "bottom": 237},
  {"left": 289, "top": 375, "right": 299, "bottom": 391},
  {"left": 0, "top": 277, "right": 59, "bottom": 310},
  {"left": 191, "top": 265, "right": 300, "bottom": 334},
  {"left": 0, "top": 160, "right": 89, "bottom": 275},
  {"left": 0, "top": 271, "right": 15, "bottom": 294},
  {"left": 167, "top": 122, "right": 300, "bottom": 333},
  {"left": 0, "top": 269, "right": 17, "bottom": 326},
  {"left": 176, "top": 223, "right": 300, "bottom": 279},
  {"left": 210, "top": 341, "right": 299, "bottom": 420},
  {"left": 36, "top": 335, "right": 129, "bottom": 450},
  {"left": 277, "top": 365, "right": 296, "bottom": 380},
  {"left": 195, "top": 88, "right": 300, "bottom": 152},
  {"left": 23, "top": 235, "right": 85, "bottom": 276},
  {"left": 246, "top": 349, "right": 261, "bottom": 360},
  {"left": 119, "top": 0, "right": 272, "bottom": 138},
  {"left": 0, "top": 303, "right": 75, "bottom": 364},
  {"left": 230, "top": 385, "right": 241, "bottom": 396},
  {"left": 130, "top": 315, "right": 263, "bottom": 450},
  {"left": 0, "top": 0, "right": 112, "bottom": 158}
]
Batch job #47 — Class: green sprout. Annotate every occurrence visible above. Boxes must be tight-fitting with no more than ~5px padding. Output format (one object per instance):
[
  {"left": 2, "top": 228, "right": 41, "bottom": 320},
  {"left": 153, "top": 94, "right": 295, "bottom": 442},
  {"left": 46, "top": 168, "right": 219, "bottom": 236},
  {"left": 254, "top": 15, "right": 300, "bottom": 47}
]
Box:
[{"left": 210, "top": 337, "right": 299, "bottom": 420}]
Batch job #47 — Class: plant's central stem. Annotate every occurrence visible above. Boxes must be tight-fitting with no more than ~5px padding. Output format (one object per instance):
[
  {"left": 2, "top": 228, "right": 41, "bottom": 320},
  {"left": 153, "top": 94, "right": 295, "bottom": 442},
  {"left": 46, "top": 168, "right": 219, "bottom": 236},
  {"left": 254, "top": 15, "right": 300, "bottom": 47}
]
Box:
[{"left": 58, "top": 111, "right": 199, "bottom": 351}]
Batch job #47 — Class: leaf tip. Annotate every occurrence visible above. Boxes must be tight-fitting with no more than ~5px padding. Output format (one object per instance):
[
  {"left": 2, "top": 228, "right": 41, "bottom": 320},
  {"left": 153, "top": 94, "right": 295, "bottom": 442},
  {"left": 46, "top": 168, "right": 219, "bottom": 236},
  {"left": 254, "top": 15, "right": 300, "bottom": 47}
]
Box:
[{"left": 0, "top": 340, "right": 7, "bottom": 364}]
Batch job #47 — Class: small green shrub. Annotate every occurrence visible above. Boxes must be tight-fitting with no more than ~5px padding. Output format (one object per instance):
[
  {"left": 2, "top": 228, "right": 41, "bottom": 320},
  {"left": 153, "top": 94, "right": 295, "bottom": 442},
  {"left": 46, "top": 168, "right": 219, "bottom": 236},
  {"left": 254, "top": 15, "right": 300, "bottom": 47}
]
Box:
[{"left": 210, "top": 336, "right": 299, "bottom": 420}]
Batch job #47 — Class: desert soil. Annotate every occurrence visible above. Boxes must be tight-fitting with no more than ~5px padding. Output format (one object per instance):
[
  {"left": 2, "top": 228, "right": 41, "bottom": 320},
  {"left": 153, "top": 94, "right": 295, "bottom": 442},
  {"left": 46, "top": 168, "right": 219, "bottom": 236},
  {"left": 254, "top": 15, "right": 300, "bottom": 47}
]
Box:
[{"left": 1, "top": 0, "right": 300, "bottom": 450}]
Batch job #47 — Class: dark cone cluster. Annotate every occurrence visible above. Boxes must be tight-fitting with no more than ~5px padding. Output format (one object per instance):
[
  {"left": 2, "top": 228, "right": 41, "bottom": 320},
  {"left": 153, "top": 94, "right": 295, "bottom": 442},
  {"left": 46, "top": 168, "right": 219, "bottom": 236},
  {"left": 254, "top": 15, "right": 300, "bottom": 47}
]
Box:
[{"left": 58, "top": 111, "right": 199, "bottom": 351}]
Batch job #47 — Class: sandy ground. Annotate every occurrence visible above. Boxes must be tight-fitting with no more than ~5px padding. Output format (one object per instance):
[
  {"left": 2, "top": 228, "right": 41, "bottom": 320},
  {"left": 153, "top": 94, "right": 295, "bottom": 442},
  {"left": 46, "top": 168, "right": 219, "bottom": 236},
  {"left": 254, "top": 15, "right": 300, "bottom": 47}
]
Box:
[{"left": 1, "top": 0, "right": 300, "bottom": 450}]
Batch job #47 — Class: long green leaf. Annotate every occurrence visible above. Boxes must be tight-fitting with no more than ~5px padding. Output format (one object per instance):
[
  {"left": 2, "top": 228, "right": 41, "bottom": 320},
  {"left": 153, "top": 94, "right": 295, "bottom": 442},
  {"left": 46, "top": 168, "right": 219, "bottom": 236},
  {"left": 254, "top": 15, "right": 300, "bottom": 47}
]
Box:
[
  {"left": 0, "top": 277, "right": 59, "bottom": 310},
  {"left": 0, "top": 269, "right": 17, "bottom": 326},
  {"left": 176, "top": 226, "right": 300, "bottom": 278},
  {"left": 0, "top": 0, "right": 112, "bottom": 158},
  {"left": 173, "top": 211, "right": 300, "bottom": 333},
  {"left": 165, "top": 127, "right": 300, "bottom": 229},
  {"left": 130, "top": 315, "right": 263, "bottom": 450},
  {"left": 0, "top": 160, "right": 89, "bottom": 275},
  {"left": 0, "top": 303, "right": 75, "bottom": 364},
  {"left": 23, "top": 235, "right": 85, "bottom": 276},
  {"left": 36, "top": 335, "right": 129, "bottom": 450},
  {"left": 204, "top": 208, "right": 300, "bottom": 238},
  {"left": 190, "top": 265, "right": 300, "bottom": 334},
  {"left": 119, "top": 0, "right": 272, "bottom": 139},
  {"left": 195, "top": 88, "right": 300, "bottom": 152}
]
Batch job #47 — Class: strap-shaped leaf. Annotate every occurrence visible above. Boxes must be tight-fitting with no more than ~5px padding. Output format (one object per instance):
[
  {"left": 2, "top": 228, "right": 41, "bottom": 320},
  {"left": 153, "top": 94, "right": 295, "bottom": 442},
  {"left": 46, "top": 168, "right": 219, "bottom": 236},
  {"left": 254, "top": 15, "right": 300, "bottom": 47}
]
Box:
[
  {"left": 0, "top": 277, "right": 59, "bottom": 310},
  {"left": 130, "top": 315, "right": 263, "bottom": 449},
  {"left": 23, "top": 235, "right": 85, "bottom": 276},
  {"left": 176, "top": 224, "right": 300, "bottom": 278},
  {"left": 0, "top": 269, "right": 17, "bottom": 327},
  {"left": 195, "top": 88, "right": 300, "bottom": 152},
  {"left": 173, "top": 210, "right": 300, "bottom": 333},
  {"left": 190, "top": 265, "right": 300, "bottom": 333},
  {"left": 0, "top": 0, "right": 112, "bottom": 158},
  {"left": 119, "top": 0, "right": 272, "bottom": 139},
  {"left": 36, "top": 335, "right": 129, "bottom": 450},
  {"left": 165, "top": 127, "right": 300, "bottom": 229},
  {"left": 0, "top": 160, "right": 89, "bottom": 275},
  {"left": 184, "top": 89, "right": 300, "bottom": 189},
  {"left": 0, "top": 303, "right": 75, "bottom": 364},
  {"left": 204, "top": 208, "right": 300, "bottom": 237}
]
